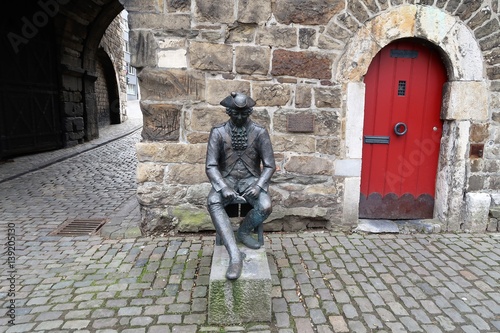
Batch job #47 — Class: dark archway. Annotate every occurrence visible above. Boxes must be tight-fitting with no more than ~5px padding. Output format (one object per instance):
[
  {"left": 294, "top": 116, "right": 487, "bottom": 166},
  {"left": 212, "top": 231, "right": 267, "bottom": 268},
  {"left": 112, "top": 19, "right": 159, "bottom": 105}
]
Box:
[
  {"left": 0, "top": 0, "right": 125, "bottom": 158},
  {"left": 96, "top": 47, "right": 121, "bottom": 127},
  {"left": 78, "top": 0, "right": 124, "bottom": 140}
]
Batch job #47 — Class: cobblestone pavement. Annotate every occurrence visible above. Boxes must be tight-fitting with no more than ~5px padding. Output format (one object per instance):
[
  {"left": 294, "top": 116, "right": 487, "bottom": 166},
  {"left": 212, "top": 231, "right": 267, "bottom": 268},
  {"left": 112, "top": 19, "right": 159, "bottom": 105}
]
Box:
[{"left": 1, "top": 129, "right": 500, "bottom": 333}]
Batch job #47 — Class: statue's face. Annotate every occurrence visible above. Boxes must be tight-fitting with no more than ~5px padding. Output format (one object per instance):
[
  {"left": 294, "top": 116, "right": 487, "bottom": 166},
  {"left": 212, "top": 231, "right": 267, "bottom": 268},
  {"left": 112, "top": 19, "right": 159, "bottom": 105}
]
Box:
[{"left": 228, "top": 108, "right": 251, "bottom": 127}]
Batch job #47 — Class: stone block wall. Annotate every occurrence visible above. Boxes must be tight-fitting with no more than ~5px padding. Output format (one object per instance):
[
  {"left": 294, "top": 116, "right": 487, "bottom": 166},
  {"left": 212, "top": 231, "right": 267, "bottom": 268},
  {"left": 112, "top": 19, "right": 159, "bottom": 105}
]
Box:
[{"left": 122, "top": 0, "right": 500, "bottom": 234}]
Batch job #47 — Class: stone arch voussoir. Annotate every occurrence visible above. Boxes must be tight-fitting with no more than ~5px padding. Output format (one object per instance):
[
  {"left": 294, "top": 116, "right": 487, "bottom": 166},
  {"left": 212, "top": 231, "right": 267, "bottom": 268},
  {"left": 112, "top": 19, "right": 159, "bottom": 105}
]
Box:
[{"left": 337, "top": 5, "right": 486, "bottom": 83}]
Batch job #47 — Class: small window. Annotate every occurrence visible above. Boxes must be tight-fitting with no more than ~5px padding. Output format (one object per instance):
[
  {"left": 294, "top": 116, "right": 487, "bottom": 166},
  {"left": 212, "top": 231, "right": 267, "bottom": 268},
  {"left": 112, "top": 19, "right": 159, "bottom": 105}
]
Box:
[{"left": 397, "top": 81, "right": 406, "bottom": 96}]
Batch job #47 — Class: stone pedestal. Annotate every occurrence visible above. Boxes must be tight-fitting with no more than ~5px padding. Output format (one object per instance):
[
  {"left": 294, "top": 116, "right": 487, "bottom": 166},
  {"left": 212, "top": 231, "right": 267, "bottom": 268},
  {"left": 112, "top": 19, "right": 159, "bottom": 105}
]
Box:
[{"left": 208, "top": 245, "right": 272, "bottom": 325}]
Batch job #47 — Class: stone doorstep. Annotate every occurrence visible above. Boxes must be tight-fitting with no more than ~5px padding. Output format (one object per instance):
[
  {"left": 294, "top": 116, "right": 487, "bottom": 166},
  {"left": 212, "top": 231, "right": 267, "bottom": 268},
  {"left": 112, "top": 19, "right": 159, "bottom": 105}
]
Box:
[
  {"left": 355, "top": 219, "right": 442, "bottom": 234},
  {"left": 208, "top": 245, "right": 272, "bottom": 325}
]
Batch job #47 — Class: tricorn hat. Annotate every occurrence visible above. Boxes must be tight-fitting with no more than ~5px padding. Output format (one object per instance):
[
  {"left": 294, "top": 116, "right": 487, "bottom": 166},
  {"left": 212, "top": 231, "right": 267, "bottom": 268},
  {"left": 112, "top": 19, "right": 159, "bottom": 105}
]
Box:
[{"left": 220, "top": 92, "right": 256, "bottom": 109}]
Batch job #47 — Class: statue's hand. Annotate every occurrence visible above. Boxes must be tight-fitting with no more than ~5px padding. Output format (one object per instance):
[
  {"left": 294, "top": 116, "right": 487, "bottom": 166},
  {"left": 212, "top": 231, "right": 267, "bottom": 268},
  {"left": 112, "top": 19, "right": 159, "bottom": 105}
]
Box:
[
  {"left": 243, "top": 185, "right": 261, "bottom": 200},
  {"left": 221, "top": 187, "right": 238, "bottom": 201}
]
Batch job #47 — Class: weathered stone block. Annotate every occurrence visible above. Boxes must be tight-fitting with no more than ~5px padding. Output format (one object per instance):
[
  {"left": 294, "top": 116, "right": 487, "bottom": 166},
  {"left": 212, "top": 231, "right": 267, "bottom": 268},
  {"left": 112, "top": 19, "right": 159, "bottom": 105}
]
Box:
[
  {"left": 274, "top": 0, "right": 344, "bottom": 25},
  {"left": 441, "top": 81, "right": 488, "bottom": 121},
  {"left": 235, "top": 46, "right": 271, "bottom": 75},
  {"left": 67, "top": 131, "right": 84, "bottom": 141},
  {"left": 256, "top": 26, "right": 297, "bottom": 48},
  {"left": 141, "top": 102, "right": 181, "bottom": 141},
  {"left": 137, "top": 183, "right": 187, "bottom": 206},
  {"left": 284, "top": 156, "right": 333, "bottom": 175},
  {"left": 252, "top": 83, "right": 291, "bottom": 106},
  {"left": 139, "top": 206, "right": 173, "bottom": 235},
  {"left": 323, "top": 23, "right": 352, "bottom": 44},
  {"left": 64, "top": 117, "right": 84, "bottom": 132},
  {"left": 128, "top": 13, "right": 190, "bottom": 30},
  {"left": 295, "top": 86, "right": 312, "bottom": 108},
  {"left": 272, "top": 135, "right": 316, "bottom": 153},
  {"left": 317, "top": 35, "right": 344, "bottom": 51},
  {"left": 208, "top": 246, "right": 271, "bottom": 324},
  {"left": 467, "top": 175, "right": 485, "bottom": 192},
  {"left": 272, "top": 50, "right": 332, "bottom": 79},
  {"left": 282, "top": 183, "right": 339, "bottom": 208},
  {"left": 345, "top": 82, "right": 366, "bottom": 159},
  {"left": 274, "top": 109, "right": 340, "bottom": 136},
  {"left": 435, "top": 121, "right": 470, "bottom": 229},
  {"left": 156, "top": 37, "right": 186, "bottom": 49},
  {"left": 267, "top": 206, "right": 329, "bottom": 225},
  {"left": 189, "top": 41, "right": 233, "bottom": 72},
  {"left": 167, "top": 0, "right": 191, "bottom": 12},
  {"left": 165, "top": 163, "right": 208, "bottom": 184},
  {"left": 336, "top": 27, "right": 378, "bottom": 82},
  {"left": 200, "top": 30, "right": 225, "bottom": 43},
  {"left": 314, "top": 86, "right": 342, "bottom": 108},
  {"left": 316, "top": 137, "right": 341, "bottom": 156},
  {"left": 195, "top": 0, "right": 234, "bottom": 24},
  {"left": 464, "top": 192, "right": 490, "bottom": 232},
  {"left": 365, "top": 4, "right": 416, "bottom": 47},
  {"left": 185, "top": 183, "right": 213, "bottom": 206},
  {"left": 227, "top": 23, "right": 258, "bottom": 43},
  {"left": 249, "top": 110, "right": 272, "bottom": 130},
  {"left": 490, "top": 205, "right": 500, "bottom": 218},
  {"left": 187, "top": 132, "right": 210, "bottom": 144},
  {"left": 129, "top": 30, "right": 158, "bottom": 68},
  {"left": 206, "top": 80, "right": 251, "bottom": 106},
  {"left": 347, "top": 0, "right": 370, "bottom": 23},
  {"left": 136, "top": 142, "right": 207, "bottom": 163},
  {"left": 138, "top": 68, "right": 205, "bottom": 101},
  {"left": 121, "top": 0, "right": 161, "bottom": 13},
  {"left": 158, "top": 50, "right": 187, "bottom": 68},
  {"left": 440, "top": 23, "right": 484, "bottom": 81},
  {"left": 415, "top": 6, "right": 456, "bottom": 44},
  {"left": 238, "top": 0, "right": 272, "bottom": 23},
  {"left": 137, "top": 162, "right": 165, "bottom": 183},
  {"left": 62, "top": 75, "right": 82, "bottom": 91},
  {"left": 63, "top": 102, "right": 84, "bottom": 117},
  {"left": 189, "top": 107, "right": 229, "bottom": 132},
  {"left": 335, "top": 159, "right": 361, "bottom": 177},
  {"left": 299, "top": 28, "right": 317, "bottom": 49},
  {"left": 173, "top": 204, "right": 213, "bottom": 232},
  {"left": 343, "top": 177, "right": 360, "bottom": 225},
  {"left": 470, "top": 123, "right": 489, "bottom": 143}
]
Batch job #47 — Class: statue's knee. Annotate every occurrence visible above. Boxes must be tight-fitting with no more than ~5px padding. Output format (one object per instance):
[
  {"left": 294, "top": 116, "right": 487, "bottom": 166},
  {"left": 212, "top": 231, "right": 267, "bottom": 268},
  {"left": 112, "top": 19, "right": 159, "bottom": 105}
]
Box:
[
  {"left": 260, "top": 202, "right": 272, "bottom": 217},
  {"left": 207, "top": 191, "right": 223, "bottom": 207}
]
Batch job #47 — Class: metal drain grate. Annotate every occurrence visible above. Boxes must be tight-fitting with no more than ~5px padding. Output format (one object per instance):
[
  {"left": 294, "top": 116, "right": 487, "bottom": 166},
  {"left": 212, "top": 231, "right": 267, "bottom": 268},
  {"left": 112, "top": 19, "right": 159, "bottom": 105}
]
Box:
[{"left": 51, "top": 219, "right": 107, "bottom": 236}]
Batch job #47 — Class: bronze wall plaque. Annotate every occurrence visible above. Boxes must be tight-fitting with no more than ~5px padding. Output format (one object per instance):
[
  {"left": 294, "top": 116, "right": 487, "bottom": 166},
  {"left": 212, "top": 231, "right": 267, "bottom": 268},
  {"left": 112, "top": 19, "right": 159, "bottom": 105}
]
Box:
[{"left": 287, "top": 114, "right": 315, "bottom": 133}]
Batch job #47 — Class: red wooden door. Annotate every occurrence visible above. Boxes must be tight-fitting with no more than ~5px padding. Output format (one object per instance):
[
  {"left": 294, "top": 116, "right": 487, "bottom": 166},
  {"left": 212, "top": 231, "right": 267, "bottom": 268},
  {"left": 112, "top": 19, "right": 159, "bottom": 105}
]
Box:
[{"left": 359, "top": 39, "right": 447, "bottom": 219}]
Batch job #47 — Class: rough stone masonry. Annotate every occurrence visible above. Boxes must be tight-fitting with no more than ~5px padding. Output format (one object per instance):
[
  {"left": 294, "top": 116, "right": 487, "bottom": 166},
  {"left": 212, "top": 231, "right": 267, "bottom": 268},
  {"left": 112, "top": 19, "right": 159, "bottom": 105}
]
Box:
[{"left": 122, "top": 0, "right": 500, "bottom": 234}]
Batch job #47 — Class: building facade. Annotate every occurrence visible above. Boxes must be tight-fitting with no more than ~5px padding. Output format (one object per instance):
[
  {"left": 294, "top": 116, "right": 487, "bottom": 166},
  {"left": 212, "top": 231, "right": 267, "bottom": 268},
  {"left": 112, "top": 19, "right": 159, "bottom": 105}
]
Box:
[
  {"left": 127, "top": 0, "right": 500, "bottom": 234},
  {"left": 1, "top": 0, "right": 498, "bottom": 233}
]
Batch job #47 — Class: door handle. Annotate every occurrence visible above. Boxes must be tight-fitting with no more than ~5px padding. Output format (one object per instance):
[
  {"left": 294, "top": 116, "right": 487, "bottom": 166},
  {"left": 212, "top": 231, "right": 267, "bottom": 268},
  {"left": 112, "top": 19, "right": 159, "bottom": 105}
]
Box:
[{"left": 394, "top": 122, "right": 407, "bottom": 136}]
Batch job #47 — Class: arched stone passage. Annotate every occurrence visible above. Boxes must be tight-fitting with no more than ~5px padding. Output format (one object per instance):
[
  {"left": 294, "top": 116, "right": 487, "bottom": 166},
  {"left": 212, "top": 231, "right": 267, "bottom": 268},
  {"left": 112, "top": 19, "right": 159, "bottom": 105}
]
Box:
[
  {"left": 337, "top": 5, "right": 489, "bottom": 231},
  {"left": 96, "top": 48, "right": 121, "bottom": 126}
]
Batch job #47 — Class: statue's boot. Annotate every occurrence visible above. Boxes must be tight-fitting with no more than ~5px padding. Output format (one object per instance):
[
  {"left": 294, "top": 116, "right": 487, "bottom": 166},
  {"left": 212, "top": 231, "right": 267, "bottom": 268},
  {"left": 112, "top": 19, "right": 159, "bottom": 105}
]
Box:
[
  {"left": 237, "top": 215, "right": 261, "bottom": 249},
  {"left": 226, "top": 251, "right": 245, "bottom": 280}
]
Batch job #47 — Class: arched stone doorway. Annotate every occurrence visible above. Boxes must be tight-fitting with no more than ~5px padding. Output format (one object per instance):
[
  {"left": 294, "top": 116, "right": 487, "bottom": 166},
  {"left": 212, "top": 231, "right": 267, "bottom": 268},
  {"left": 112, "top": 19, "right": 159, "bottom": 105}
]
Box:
[{"left": 338, "top": 5, "right": 488, "bottom": 231}]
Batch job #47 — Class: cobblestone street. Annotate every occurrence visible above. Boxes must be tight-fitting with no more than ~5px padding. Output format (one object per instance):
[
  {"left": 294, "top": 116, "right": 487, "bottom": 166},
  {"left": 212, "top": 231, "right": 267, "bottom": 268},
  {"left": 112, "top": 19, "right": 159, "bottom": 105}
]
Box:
[{"left": 1, "top": 127, "right": 499, "bottom": 333}]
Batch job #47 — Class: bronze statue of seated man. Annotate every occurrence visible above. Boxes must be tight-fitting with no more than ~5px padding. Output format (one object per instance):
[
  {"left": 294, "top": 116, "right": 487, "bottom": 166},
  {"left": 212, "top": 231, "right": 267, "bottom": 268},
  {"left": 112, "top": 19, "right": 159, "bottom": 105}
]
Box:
[{"left": 206, "top": 92, "right": 276, "bottom": 280}]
